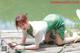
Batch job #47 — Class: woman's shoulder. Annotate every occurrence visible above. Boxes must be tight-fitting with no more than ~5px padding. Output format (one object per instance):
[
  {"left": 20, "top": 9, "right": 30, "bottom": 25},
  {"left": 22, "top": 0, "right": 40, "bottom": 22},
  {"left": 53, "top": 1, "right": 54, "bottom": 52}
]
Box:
[{"left": 29, "top": 21, "right": 47, "bottom": 24}]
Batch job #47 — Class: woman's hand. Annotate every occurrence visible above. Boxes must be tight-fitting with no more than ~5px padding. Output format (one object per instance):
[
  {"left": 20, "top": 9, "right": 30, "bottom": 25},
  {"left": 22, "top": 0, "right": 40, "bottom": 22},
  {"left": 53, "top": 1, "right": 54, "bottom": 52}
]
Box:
[{"left": 8, "top": 42, "right": 17, "bottom": 48}]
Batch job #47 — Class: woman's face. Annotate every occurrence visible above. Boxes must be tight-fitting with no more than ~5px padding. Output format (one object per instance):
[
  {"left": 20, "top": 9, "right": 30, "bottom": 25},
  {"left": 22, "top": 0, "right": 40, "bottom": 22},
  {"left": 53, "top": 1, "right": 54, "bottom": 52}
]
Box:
[
  {"left": 16, "top": 14, "right": 29, "bottom": 30},
  {"left": 18, "top": 22, "right": 28, "bottom": 30}
]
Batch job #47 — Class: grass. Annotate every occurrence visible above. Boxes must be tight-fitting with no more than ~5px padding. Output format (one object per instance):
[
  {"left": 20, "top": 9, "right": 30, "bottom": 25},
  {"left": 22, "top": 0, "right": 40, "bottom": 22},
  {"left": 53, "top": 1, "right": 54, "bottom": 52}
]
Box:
[{"left": 0, "top": 0, "right": 80, "bottom": 22}]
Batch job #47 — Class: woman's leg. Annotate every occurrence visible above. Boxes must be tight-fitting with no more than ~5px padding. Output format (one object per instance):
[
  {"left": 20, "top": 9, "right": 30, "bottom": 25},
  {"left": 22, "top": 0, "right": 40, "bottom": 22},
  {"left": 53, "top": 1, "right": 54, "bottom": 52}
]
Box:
[
  {"left": 64, "top": 35, "right": 80, "bottom": 43},
  {"left": 54, "top": 32, "right": 64, "bottom": 46},
  {"left": 44, "top": 32, "right": 64, "bottom": 46},
  {"left": 43, "top": 31, "right": 64, "bottom": 46},
  {"left": 45, "top": 32, "right": 52, "bottom": 43}
]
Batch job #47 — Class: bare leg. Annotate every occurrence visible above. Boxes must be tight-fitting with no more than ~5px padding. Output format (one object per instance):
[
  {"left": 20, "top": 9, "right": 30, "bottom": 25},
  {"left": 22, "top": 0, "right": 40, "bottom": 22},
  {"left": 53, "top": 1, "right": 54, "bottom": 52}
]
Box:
[
  {"left": 54, "top": 32, "right": 64, "bottom": 46},
  {"left": 44, "top": 31, "right": 64, "bottom": 45},
  {"left": 64, "top": 36, "right": 80, "bottom": 43},
  {"left": 45, "top": 32, "right": 80, "bottom": 45},
  {"left": 45, "top": 32, "right": 52, "bottom": 43}
]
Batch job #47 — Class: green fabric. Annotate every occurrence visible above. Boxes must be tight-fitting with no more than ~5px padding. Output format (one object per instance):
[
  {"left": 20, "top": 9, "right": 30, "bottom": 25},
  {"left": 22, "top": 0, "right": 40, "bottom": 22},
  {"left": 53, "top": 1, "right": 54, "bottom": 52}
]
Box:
[
  {"left": 43, "top": 14, "right": 65, "bottom": 40},
  {"left": 27, "top": 24, "right": 34, "bottom": 37},
  {"left": 57, "top": 25, "right": 65, "bottom": 40},
  {"left": 15, "top": 49, "right": 24, "bottom": 53}
]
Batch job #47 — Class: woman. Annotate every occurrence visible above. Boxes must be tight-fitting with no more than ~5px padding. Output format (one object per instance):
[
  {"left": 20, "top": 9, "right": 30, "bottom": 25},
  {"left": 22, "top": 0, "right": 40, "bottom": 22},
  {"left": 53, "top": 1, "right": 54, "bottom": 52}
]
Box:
[
  {"left": 9, "top": 13, "right": 78, "bottom": 50},
  {"left": 11, "top": 13, "right": 65, "bottom": 50}
]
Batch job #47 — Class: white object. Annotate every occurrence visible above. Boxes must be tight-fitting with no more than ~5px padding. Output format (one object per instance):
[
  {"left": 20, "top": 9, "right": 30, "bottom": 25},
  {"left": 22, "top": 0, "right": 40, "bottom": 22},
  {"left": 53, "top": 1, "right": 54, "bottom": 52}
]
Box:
[{"left": 76, "top": 9, "right": 80, "bottom": 20}]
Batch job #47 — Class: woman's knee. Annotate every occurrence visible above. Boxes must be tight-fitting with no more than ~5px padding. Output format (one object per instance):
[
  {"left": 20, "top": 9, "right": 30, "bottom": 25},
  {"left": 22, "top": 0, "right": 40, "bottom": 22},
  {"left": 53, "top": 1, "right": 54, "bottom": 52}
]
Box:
[
  {"left": 55, "top": 33, "right": 64, "bottom": 46},
  {"left": 56, "top": 42, "right": 64, "bottom": 46}
]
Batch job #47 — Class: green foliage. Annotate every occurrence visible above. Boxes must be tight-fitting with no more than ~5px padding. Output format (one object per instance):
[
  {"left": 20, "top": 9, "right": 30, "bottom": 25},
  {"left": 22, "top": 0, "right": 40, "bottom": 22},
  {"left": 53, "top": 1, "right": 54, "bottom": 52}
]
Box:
[{"left": 75, "top": 23, "right": 80, "bottom": 29}]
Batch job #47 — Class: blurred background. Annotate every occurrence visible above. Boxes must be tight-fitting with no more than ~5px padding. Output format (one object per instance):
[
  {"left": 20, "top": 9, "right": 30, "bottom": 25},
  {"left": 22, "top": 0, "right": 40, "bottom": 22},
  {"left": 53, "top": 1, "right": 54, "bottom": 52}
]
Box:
[{"left": 0, "top": 0, "right": 80, "bottom": 30}]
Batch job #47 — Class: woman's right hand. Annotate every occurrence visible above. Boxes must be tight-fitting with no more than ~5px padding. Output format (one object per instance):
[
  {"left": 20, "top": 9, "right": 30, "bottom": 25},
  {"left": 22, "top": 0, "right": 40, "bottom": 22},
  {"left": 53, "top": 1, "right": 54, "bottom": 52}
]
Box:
[{"left": 8, "top": 42, "right": 17, "bottom": 48}]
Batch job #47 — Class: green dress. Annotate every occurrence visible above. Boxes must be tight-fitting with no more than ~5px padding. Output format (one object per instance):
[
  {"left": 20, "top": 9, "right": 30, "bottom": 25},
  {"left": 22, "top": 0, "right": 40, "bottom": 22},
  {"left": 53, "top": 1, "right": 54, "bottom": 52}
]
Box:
[{"left": 43, "top": 14, "right": 65, "bottom": 40}]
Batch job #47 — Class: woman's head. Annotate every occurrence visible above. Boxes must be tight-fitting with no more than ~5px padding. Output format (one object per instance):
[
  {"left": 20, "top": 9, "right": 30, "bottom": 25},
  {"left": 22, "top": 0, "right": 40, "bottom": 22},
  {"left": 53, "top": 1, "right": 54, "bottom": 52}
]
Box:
[{"left": 15, "top": 14, "right": 29, "bottom": 30}]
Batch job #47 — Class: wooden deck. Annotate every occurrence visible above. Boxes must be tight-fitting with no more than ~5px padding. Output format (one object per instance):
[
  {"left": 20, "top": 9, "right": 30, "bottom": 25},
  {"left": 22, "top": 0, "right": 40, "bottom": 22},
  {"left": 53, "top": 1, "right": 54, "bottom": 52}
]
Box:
[
  {"left": 1, "top": 40, "right": 80, "bottom": 53},
  {"left": 19, "top": 42, "right": 80, "bottom": 53},
  {"left": 0, "top": 30, "right": 80, "bottom": 53}
]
